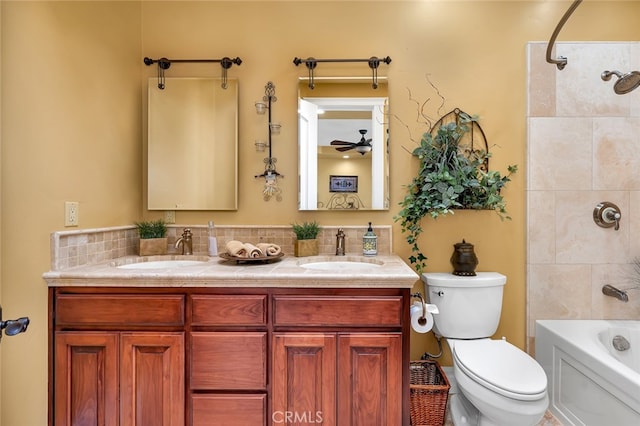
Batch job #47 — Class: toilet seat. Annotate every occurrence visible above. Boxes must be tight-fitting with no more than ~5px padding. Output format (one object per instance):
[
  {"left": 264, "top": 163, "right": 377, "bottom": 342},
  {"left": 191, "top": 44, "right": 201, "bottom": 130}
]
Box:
[{"left": 453, "top": 339, "right": 547, "bottom": 401}]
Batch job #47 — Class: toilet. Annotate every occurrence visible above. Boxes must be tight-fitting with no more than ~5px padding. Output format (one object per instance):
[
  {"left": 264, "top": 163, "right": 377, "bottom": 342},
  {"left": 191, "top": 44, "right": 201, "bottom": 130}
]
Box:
[{"left": 422, "top": 272, "right": 548, "bottom": 426}]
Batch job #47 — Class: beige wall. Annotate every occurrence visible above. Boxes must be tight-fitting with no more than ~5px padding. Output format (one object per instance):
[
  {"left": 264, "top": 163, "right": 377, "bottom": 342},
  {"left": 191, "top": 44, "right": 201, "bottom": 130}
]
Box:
[
  {"left": 1, "top": 2, "right": 143, "bottom": 425},
  {"left": 2, "top": 1, "right": 640, "bottom": 424}
]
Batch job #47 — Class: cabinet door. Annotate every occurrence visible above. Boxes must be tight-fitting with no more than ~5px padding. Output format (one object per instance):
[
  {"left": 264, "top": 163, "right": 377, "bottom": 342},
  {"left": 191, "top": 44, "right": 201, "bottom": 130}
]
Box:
[
  {"left": 272, "top": 333, "right": 336, "bottom": 425},
  {"left": 337, "top": 333, "right": 403, "bottom": 426},
  {"left": 54, "top": 332, "right": 119, "bottom": 426},
  {"left": 120, "top": 332, "right": 185, "bottom": 426}
]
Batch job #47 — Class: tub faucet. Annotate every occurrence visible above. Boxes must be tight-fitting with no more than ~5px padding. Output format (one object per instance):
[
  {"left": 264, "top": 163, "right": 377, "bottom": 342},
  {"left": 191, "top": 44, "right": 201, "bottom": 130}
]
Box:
[
  {"left": 175, "top": 228, "right": 193, "bottom": 255},
  {"left": 602, "top": 284, "right": 628, "bottom": 302},
  {"left": 336, "top": 228, "right": 345, "bottom": 256}
]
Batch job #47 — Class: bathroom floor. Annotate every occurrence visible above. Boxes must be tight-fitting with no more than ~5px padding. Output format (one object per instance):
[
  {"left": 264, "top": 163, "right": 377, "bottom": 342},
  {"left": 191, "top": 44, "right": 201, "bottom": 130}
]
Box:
[{"left": 443, "top": 409, "right": 562, "bottom": 426}]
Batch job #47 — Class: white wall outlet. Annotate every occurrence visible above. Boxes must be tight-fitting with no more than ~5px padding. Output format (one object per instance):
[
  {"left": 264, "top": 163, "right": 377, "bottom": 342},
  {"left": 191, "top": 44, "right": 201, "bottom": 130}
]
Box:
[
  {"left": 164, "top": 210, "right": 176, "bottom": 224},
  {"left": 65, "top": 201, "right": 79, "bottom": 227}
]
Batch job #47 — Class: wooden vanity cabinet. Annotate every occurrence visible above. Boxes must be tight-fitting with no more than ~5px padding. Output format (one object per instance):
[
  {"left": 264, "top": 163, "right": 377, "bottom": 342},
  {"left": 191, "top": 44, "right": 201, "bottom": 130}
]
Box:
[
  {"left": 51, "top": 292, "right": 185, "bottom": 426},
  {"left": 272, "top": 295, "right": 405, "bottom": 426},
  {"left": 189, "top": 294, "right": 268, "bottom": 426},
  {"left": 50, "top": 287, "right": 410, "bottom": 426}
]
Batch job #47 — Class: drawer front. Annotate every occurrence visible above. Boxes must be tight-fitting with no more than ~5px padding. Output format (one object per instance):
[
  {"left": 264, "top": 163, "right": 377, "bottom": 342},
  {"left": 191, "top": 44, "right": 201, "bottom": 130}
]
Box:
[
  {"left": 55, "top": 294, "right": 184, "bottom": 327},
  {"left": 191, "top": 394, "right": 265, "bottom": 426},
  {"left": 273, "top": 296, "right": 403, "bottom": 327},
  {"left": 190, "top": 332, "right": 266, "bottom": 390},
  {"left": 191, "top": 295, "right": 266, "bottom": 326}
]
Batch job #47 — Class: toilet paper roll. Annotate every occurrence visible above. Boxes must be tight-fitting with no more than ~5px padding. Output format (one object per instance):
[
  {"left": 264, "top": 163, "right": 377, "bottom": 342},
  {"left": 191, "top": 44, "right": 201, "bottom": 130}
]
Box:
[{"left": 410, "top": 301, "right": 434, "bottom": 333}]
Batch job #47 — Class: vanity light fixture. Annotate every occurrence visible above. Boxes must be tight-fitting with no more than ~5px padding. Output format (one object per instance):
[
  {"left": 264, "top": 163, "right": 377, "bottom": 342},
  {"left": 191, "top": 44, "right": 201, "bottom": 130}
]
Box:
[
  {"left": 143, "top": 56, "right": 242, "bottom": 89},
  {"left": 293, "top": 56, "right": 391, "bottom": 89},
  {"left": 254, "top": 82, "right": 283, "bottom": 201}
]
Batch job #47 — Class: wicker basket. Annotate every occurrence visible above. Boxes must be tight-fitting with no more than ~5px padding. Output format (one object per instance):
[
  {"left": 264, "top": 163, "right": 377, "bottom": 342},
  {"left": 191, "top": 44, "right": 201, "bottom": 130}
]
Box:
[{"left": 409, "top": 360, "right": 450, "bottom": 426}]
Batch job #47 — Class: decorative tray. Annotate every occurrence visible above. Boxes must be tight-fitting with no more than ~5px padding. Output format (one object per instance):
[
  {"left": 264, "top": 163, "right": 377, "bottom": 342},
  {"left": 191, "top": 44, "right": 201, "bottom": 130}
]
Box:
[{"left": 219, "top": 252, "right": 284, "bottom": 264}]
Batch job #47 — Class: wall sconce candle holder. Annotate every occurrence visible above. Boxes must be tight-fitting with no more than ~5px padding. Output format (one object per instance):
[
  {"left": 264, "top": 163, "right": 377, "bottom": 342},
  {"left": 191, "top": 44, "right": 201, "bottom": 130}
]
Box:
[
  {"left": 254, "top": 81, "right": 283, "bottom": 201},
  {"left": 255, "top": 102, "right": 268, "bottom": 114},
  {"left": 255, "top": 140, "right": 268, "bottom": 152}
]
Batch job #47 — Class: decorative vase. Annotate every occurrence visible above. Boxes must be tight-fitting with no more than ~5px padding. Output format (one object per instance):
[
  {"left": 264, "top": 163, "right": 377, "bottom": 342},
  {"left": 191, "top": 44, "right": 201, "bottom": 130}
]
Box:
[
  {"left": 295, "top": 239, "right": 318, "bottom": 257},
  {"left": 450, "top": 239, "right": 478, "bottom": 276},
  {"left": 139, "top": 237, "right": 168, "bottom": 256}
]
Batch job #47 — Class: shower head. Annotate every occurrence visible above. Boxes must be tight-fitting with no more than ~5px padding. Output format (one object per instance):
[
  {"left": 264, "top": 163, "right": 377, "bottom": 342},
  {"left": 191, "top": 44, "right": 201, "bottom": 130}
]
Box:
[{"left": 601, "top": 70, "right": 640, "bottom": 95}]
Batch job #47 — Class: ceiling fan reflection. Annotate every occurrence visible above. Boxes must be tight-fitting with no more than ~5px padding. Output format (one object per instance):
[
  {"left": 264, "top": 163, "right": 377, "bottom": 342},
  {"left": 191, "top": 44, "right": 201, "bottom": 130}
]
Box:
[{"left": 330, "top": 129, "right": 372, "bottom": 155}]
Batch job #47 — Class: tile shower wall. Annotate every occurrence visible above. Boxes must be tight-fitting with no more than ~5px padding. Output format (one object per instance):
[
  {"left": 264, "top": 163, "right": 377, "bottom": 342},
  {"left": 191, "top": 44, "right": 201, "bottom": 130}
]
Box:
[
  {"left": 50, "top": 225, "right": 392, "bottom": 270},
  {"left": 527, "top": 42, "right": 640, "bottom": 350}
]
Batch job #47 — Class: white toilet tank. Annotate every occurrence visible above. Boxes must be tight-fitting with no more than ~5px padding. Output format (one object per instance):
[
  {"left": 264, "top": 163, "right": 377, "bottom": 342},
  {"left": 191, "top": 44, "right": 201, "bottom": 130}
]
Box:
[{"left": 422, "top": 272, "right": 506, "bottom": 339}]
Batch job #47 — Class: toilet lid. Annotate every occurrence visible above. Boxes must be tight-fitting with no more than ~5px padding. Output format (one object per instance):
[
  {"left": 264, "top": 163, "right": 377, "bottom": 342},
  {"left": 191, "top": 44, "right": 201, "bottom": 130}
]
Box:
[{"left": 453, "top": 339, "right": 547, "bottom": 401}]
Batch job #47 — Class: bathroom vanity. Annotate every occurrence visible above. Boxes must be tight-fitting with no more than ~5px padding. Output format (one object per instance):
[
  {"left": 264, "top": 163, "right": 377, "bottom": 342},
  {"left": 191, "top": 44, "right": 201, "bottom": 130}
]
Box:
[{"left": 45, "top": 254, "right": 418, "bottom": 426}]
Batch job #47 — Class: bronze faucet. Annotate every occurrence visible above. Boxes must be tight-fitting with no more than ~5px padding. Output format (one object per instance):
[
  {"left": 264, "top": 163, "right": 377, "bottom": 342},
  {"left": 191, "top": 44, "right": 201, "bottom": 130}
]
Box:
[
  {"left": 602, "top": 284, "right": 628, "bottom": 302},
  {"left": 175, "top": 228, "right": 193, "bottom": 255},
  {"left": 335, "top": 228, "right": 345, "bottom": 256}
]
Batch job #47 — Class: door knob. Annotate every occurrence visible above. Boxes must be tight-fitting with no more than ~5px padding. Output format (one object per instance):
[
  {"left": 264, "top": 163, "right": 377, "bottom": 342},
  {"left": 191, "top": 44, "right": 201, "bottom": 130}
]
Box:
[{"left": 0, "top": 304, "right": 30, "bottom": 344}]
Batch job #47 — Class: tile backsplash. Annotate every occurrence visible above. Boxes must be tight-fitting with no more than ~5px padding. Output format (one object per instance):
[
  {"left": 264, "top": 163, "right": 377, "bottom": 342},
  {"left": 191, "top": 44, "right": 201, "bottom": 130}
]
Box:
[{"left": 50, "top": 225, "right": 392, "bottom": 270}]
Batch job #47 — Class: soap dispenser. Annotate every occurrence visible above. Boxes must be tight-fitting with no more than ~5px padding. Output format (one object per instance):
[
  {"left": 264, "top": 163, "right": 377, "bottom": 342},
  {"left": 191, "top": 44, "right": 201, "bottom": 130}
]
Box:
[
  {"left": 363, "top": 222, "right": 377, "bottom": 256},
  {"left": 208, "top": 220, "right": 218, "bottom": 256}
]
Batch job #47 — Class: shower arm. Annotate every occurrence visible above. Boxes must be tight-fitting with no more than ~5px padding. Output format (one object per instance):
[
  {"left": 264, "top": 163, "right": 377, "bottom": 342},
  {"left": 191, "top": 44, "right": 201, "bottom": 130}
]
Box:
[{"left": 546, "top": 0, "right": 583, "bottom": 70}]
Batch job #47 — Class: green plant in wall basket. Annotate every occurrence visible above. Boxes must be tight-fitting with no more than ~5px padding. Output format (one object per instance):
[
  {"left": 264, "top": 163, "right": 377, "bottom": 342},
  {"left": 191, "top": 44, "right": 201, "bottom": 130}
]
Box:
[{"left": 394, "top": 110, "right": 517, "bottom": 273}]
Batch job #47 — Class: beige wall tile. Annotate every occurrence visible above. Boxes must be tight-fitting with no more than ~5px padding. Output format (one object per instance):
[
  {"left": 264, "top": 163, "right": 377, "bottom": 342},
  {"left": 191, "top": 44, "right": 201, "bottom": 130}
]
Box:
[
  {"left": 593, "top": 118, "right": 640, "bottom": 190},
  {"left": 556, "top": 43, "right": 631, "bottom": 117},
  {"left": 528, "top": 264, "right": 593, "bottom": 335},
  {"left": 527, "top": 43, "right": 556, "bottom": 118},
  {"left": 528, "top": 117, "right": 593, "bottom": 190},
  {"left": 555, "top": 191, "right": 629, "bottom": 264},
  {"left": 592, "top": 263, "right": 640, "bottom": 319},
  {"left": 527, "top": 191, "right": 555, "bottom": 264}
]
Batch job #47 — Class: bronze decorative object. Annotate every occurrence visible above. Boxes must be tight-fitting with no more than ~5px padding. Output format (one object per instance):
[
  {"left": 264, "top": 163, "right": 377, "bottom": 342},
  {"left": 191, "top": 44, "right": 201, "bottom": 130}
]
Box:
[{"left": 450, "top": 239, "right": 478, "bottom": 276}]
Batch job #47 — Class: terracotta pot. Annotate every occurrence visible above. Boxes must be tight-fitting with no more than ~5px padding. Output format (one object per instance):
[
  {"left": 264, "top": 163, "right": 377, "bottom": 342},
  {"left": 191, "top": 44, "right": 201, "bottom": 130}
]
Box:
[
  {"left": 294, "top": 239, "right": 318, "bottom": 257},
  {"left": 139, "top": 237, "right": 168, "bottom": 256}
]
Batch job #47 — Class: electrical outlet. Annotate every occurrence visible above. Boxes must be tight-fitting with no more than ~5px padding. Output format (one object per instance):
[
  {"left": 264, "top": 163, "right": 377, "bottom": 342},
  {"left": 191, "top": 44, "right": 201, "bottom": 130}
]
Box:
[
  {"left": 65, "top": 201, "right": 79, "bottom": 227},
  {"left": 164, "top": 210, "right": 176, "bottom": 224}
]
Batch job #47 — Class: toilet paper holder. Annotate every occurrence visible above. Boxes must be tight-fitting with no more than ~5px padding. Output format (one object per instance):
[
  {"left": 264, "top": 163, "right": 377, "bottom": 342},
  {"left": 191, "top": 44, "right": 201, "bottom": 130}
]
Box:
[
  {"left": 411, "top": 292, "right": 439, "bottom": 327},
  {"left": 411, "top": 292, "right": 428, "bottom": 325}
]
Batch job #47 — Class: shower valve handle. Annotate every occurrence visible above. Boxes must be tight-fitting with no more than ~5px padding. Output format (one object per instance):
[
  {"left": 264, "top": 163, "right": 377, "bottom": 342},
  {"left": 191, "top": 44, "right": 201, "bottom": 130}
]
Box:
[
  {"left": 604, "top": 208, "right": 621, "bottom": 230},
  {"left": 593, "top": 202, "right": 621, "bottom": 231}
]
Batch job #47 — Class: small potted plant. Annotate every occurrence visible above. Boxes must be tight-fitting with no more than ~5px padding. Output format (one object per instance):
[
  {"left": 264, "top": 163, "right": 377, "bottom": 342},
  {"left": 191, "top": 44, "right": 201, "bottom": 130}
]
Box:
[
  {"left": 135, "top": 219, "right": 168, "bottom": 256},
  {"left": 292, "top": 221, "right": 320, "bottom": 257}
]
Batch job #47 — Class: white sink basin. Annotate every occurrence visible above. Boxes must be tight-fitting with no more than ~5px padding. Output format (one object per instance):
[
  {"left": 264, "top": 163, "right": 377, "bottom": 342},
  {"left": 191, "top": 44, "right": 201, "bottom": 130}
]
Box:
[
  {"left": 299, "top": 260, "right": 382, "bottom": 271},
  {"left": 117, "top": 260, "right": 207, "bottom": 269}
]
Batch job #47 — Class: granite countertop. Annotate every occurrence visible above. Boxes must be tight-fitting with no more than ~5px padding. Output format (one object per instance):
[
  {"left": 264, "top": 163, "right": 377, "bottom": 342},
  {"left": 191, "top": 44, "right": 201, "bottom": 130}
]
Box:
[{"left": 43, "top": 254, "right": 419, "bottom": 288}]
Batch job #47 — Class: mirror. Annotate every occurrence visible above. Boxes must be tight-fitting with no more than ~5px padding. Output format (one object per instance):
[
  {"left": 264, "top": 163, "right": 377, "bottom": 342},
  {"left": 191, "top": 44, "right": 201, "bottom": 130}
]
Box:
[
  {"left": 298, "top": 78, "right": 389, "bottom": 211},
  {"left": 148, "top": 77, "right": 238, "bottom": 210}
]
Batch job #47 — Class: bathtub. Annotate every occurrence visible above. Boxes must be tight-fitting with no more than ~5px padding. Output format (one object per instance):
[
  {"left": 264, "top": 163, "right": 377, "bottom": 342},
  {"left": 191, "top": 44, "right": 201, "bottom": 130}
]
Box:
[{"left": 536, "top": 320, "right": 640, "bottom": 426}]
